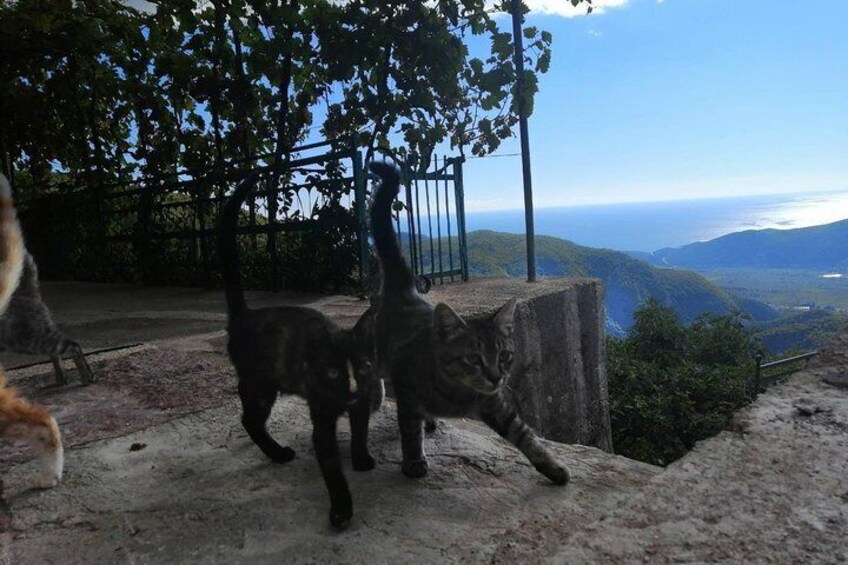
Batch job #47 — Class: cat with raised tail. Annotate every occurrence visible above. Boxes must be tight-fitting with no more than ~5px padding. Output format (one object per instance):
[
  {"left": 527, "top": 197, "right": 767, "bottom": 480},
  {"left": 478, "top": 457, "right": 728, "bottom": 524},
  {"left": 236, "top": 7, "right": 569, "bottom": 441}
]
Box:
[
  {"left": 368, "top": 161, "right": 570, "bottom": 485},
  {"left": 220, "top": 172, "right": 377, "bottom": 529},
  {"left": 0, "top": 173, "right": 63, "bottom": 489}
]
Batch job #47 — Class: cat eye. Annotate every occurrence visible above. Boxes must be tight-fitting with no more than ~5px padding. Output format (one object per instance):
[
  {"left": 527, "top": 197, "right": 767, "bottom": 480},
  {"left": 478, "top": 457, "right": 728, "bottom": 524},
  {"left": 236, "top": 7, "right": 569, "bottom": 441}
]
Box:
[
  {"left": 498, "top": 351, "right": 513, "bottom": 365},
  {"left": 327, "top": 368, "right": 340, "bottom": 379},
  {"left": 464, "top": 354, "right": 483, "bottom": 366}
]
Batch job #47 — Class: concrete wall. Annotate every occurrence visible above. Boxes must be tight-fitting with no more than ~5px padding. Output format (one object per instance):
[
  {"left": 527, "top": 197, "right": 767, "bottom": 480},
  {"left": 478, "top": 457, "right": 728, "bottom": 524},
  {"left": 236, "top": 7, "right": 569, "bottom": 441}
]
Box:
[
  {"left": 429, "top": 277, "right": 613, "bottom": 452},
  {"left": 24, "top": 276, "right": 613, "bottom": 451}
]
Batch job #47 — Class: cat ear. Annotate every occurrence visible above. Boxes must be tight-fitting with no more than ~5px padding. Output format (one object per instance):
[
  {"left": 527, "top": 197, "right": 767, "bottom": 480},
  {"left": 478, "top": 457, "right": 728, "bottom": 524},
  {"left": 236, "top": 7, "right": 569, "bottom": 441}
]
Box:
[
  {"left": 434, "top": 303, "right": 468, "bottom": 342},
  {"left": 493, "top": 298, "right": 518, "bottom": 336}
]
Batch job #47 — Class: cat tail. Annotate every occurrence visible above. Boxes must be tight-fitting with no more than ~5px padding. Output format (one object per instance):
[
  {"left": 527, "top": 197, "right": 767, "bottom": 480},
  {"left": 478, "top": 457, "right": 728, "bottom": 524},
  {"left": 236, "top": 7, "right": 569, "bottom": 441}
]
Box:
[
  {"left": 368, "top": 162, "right": 415, "bottom": 295},
  {"left": 0, "top": 173, "right": 24, "bottom": 317},
  {"left": 219, "top": 172, "right": 261, "bottom": 318}
]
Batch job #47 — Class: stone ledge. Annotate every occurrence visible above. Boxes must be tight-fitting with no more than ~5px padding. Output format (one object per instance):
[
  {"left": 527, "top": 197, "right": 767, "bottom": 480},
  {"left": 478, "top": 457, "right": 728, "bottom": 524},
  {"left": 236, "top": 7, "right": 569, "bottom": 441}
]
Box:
[
  {"left": 2, "top": 396, "right": 657, "bottom": 564},
  {"left": 428, "top": 277, "right": 611, "bottom": 450}
]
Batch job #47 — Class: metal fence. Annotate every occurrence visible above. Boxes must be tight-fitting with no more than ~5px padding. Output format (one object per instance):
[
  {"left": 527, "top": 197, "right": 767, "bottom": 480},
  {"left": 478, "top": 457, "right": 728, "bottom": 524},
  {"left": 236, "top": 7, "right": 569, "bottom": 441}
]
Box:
[
  {"left": 384, "top": 156, "right": 469, "bottom": 290},
  {"left": 750, "top": 350, "right": 818, "bottom": 396},
  {"left": 17, "top": 141, "right": 468, "bottom": 294}
]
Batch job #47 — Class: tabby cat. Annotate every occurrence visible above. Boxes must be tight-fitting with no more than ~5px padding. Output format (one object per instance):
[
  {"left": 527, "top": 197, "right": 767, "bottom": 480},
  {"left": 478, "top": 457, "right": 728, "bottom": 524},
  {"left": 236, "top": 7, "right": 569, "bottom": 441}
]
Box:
[
  {"left": 0, "top": 252, "right": 94, "bottom": 385},
  {"left": 369, "top": 162, "right": 569, "bottom": 484},
  {"left": 0, "top": 173, "right": 63, "bottom": 489},
  {"left": 220, "top": 172, "right": 376, "bottom": 529}
]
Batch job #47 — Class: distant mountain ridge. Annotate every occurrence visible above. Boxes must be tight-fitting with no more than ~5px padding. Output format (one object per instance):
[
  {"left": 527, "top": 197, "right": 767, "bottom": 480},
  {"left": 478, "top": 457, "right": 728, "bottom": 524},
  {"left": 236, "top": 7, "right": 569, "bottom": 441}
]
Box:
[
  {"left": 465, "top": 231, "right": 778, "bottom": 335},
  {"left": 644, "top": 219, "right": 848, "bottom": 271}
]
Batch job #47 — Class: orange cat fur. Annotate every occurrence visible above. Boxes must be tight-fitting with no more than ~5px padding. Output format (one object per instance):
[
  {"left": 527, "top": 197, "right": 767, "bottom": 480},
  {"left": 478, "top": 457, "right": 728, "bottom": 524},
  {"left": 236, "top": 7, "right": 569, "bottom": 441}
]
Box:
[{"left": 0, "top": 173, "right": 63, "bottom": 488}]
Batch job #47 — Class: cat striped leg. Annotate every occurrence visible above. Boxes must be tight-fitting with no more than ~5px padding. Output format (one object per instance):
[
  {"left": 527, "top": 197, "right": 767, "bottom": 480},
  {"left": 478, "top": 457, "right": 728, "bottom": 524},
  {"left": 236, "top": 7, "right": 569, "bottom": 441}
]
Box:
[
  {"left": 480, "top": 397, "right": 570, "bottom": 485},
  {"left": 65, "top": 340, "right": 95, "bottom": 384},
  {"left": 51, "top": 356, "right": 68, "bottom": 386},
  {"left": 396, "top": 396, "right": 428, "bottom": 478}
]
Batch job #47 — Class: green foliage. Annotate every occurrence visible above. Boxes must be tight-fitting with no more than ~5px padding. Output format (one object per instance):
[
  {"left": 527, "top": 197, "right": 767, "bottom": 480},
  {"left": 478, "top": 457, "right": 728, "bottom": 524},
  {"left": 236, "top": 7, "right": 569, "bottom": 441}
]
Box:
[
  {"left": 607, "top": 300, "right": 760, "bottom": 466},
  {"left": 0, "top": 0, "right": 579, "bottom": 290},
  {"left": 753, "top": 309, "right": 848, "bottom": 355},
  {"left": 629, "top": 298, "right": 686, "bottom": 367},
  {"left": 1, "top": 0, "right": 564, "bottom": 187}
]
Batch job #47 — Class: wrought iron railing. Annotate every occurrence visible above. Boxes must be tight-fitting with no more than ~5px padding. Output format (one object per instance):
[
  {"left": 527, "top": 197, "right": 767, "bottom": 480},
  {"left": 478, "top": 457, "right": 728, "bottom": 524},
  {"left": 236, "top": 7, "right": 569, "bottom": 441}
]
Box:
[
  {"left": 751, "top": 350, "right": 818, "bottom": 396},
  {"left": 374, "top": 155, "right": 469, "bottom": 291},
  {"left": 17, "top": 140, "right": 468, "bottom": 294}
]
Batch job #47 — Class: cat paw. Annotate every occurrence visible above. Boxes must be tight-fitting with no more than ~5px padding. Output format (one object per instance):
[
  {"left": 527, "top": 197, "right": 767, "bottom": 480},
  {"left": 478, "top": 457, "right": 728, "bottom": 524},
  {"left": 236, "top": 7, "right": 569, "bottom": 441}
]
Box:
[
  {"left": 329, "top": 504, "right": 353, "bottom": 530},
  {"left": 33, "top": 473, "right": 61, "bottom": 489},
  {"left": 401, "top": 459, "right": 428, "bottom": 479},
  {"left": 424, "top": 417, "right": 438, "bottom": 434},
  {"left": 267, "top": 446, "right": 297, "bottom": 464},
  {"left": 544, "top": 463, "right": 570, "bottom": 486},
  {"left": 352, "top": 452, "right": 376, "bottom": 472}
]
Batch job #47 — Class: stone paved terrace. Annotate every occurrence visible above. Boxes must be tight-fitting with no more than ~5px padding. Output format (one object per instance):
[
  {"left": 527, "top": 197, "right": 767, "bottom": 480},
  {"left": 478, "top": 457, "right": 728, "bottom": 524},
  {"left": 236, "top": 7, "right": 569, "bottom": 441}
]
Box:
[{"left": 1, "top": 280, "right": 847, "bottom": 563}]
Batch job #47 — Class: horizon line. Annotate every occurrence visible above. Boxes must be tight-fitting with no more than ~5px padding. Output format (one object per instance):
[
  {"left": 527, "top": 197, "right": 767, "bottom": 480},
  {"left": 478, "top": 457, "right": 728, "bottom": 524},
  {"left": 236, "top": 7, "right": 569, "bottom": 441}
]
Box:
[{"left": 465, "top": 186, "right": 848, "bottom": 215}]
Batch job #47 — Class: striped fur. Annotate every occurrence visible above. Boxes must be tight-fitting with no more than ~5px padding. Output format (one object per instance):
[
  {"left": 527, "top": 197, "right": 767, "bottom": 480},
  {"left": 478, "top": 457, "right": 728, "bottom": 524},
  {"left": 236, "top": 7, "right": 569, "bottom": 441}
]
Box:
[
  {"left": 0, "top": 253, "right": 94, "bottom": 385},
  {"left": 0, "top": 173, "right": 63, "bottom": 489},
  {"left": 369, "top": 162, "right": 569, "bottom": 484}
]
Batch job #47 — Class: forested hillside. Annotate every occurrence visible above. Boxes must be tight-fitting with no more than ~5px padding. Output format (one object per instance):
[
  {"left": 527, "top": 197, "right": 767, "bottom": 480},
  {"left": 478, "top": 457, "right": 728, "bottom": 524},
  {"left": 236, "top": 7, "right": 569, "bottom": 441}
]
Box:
[{"left": 465, "top": 231, "right": 778, "bottom": 334}]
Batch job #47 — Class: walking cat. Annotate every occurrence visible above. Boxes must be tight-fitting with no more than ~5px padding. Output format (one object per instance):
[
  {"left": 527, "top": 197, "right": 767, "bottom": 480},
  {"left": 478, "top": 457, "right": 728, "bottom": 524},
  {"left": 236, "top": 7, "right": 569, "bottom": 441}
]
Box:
[
  {"left": 0, "top": 252, "right": 94, "bottom": 385},
  {"left": 369, "top": 162, "right": 569, "bottom": 484},
  {"left": 0, "top": 173, "right": 63, "bottom": 488},
  {"left": 220, "top": 172, "right": 377, "bottom": 529}
]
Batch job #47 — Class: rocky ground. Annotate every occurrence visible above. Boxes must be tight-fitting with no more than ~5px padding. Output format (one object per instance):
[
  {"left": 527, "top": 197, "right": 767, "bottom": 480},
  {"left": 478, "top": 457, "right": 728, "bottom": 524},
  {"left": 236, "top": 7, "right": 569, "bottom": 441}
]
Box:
[
  {"left": 1, "top": 348, "right": 658, "bottom": 563},
  {"left": 555, "top": 367, "right": 848, "bottom": 563},
  {"left": 1, "top": 283, "right": 847, "bottom": 563}
]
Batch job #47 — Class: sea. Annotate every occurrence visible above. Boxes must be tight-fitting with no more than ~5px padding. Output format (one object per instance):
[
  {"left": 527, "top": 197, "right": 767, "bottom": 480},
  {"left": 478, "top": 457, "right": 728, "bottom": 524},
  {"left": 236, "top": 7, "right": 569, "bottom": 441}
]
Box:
[{"left": 465, "top": 190, "right": 848, "bottom": 252}]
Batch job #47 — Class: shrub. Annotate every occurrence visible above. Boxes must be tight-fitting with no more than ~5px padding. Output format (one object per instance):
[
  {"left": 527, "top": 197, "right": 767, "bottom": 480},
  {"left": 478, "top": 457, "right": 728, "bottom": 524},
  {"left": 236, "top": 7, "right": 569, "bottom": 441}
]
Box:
[{"left": 607, "top": 299, "right": 760, "bottom": 465}]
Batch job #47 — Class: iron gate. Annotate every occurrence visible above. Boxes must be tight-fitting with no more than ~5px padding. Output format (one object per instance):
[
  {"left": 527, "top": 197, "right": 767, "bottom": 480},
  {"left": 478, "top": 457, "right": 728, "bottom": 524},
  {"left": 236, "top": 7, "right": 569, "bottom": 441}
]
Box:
[{"left": 360, "top": 156, "right": 469, "bottom": 289}]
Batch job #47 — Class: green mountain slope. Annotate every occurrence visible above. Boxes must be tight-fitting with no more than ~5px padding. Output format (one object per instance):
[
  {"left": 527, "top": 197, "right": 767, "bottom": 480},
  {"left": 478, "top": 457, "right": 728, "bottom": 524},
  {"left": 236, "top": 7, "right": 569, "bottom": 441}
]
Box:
[
  {"left": 651, "top": 218, "right": 848, "bottom": 270},
  {"left": 753, "top": 310, "right": 848, "bottom": 354},
  {"left": 466, "top": 231, "right": 778, "bottom": 333}
]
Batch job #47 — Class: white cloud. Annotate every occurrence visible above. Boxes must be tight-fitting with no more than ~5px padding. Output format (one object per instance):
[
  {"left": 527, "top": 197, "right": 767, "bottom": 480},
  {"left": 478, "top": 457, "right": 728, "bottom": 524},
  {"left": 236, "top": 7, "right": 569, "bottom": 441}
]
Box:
[{"left": 522, "top": 0, "right": 630, "bottom": 17}]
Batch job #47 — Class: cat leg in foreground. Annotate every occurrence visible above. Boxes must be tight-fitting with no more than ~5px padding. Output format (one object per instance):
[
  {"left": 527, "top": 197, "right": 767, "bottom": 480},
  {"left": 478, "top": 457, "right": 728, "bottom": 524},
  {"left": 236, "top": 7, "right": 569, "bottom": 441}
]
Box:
[
  {"left": 0, "top": 380, "right": 64, "bottom": 488},
  {"left": 238, "top": 379, "right": 296, "bottom": 464},
  {"left": 480, "top": 398, "right": 569, "bottom": 485}
]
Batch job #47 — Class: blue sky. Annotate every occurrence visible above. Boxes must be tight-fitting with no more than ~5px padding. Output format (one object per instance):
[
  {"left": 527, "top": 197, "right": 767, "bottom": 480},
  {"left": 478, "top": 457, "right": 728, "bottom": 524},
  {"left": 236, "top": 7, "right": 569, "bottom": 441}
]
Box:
[{"left": 460, "top": 0, "right": 848, "bottom": 211}]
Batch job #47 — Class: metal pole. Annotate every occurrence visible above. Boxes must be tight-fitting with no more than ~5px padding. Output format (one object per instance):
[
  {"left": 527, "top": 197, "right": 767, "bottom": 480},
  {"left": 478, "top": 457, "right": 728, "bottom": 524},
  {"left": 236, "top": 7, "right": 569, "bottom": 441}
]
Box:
[
  {"left": 511, "top": 0, "right": 536, "bottom": 282},
  {"left": 753, "top": 353, "right": 763, "bottom": 398},
  {"left": 352, "top": 147, "right": 369, "bottom": 291}
]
